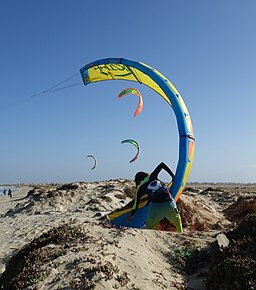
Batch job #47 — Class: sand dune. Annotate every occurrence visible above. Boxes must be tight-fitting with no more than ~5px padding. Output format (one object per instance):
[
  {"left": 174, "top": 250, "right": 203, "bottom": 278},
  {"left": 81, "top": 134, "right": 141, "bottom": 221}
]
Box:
[{"left": 0, "top": 180, "right": 255, "bottom": 289}]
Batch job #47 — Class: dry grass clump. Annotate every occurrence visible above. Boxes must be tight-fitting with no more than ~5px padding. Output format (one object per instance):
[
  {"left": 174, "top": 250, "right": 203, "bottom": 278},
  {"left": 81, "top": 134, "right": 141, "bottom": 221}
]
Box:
[
  {"left": 0, "top": 224, "right": 87, "bottom": 289},
  {"left": 204, "top": 214, "right": 256, "bottom": 290},
  {"left": 69, "top": 261, "right": 130, "bottom": 289},
  {"left": 123, "top": 185, "right": 136, "bottom": 199},
  {"left": 178, "top": 198, "right": 212, "bottom": 231},
  {"left": 223, "top": 196, "right": 256, "bottom": 224},
  {"left": 114, "top": 193, "right": 127, "bottom": 200},
  {"left": 0, "top": 223, "right": 131, "bottom": 290},
  {"left": 186, "top": 214, "right": 256, "bottom": 290}
]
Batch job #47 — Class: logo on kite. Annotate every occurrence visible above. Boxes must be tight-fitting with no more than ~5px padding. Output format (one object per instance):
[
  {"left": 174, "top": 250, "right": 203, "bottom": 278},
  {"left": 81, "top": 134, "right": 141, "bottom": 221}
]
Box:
[
  {"left": 121, "top": 139, "right": 140, "bottom": 163},
  {"left": 87, "top": 155, "right": 97, "bottom": 170},
  {"left": 118, "top": 88, "right": 143, "bottom": 117}
]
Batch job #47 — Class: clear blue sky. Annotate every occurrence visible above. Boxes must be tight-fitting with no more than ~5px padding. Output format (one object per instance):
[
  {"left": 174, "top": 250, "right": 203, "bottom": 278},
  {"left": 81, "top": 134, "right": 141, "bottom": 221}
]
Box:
[{"left": 1, "top": 0, "right": 256, "bottom": 184}]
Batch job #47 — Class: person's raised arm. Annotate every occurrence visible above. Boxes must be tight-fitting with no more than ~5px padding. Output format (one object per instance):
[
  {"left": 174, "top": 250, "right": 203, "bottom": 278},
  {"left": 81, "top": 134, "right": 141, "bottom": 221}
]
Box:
[{"left": 151, "top": 162, "right": 174, "bottom": 180}]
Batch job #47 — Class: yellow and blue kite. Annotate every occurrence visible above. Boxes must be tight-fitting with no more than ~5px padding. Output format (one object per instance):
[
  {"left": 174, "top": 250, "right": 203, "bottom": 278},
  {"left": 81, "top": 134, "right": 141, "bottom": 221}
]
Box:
[{"left": 80, "top": 58, "right": 195, "bottom": 228}]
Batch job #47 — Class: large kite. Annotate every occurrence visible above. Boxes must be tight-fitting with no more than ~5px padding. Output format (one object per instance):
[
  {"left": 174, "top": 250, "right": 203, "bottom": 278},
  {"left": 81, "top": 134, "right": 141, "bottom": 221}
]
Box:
[
  {"left": 118, "top": 88, "right": 143, "bottom": 117},
  {"left": 80, "top": 58, "right": 195, "bottom": 228}
]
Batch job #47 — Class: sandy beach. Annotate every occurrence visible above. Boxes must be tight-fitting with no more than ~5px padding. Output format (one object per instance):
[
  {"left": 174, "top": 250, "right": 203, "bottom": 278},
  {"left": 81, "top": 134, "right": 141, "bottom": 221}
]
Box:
[{"left": 0, "top": 181, "right": 255, "bottom": 289}]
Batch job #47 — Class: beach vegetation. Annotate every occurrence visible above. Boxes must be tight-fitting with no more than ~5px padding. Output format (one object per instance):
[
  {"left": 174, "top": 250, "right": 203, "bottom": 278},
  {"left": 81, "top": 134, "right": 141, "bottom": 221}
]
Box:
[
  {"left": 185, "top": 214, "right": 256, "bottom": 290},
  {"left": 0, "top": 224, "right": 87, "bottom": 289}
]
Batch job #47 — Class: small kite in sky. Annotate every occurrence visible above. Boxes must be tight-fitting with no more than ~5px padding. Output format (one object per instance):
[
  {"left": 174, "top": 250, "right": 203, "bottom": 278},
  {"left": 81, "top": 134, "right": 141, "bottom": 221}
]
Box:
[
  {"left": 121, "top": 139, "right": 140, "bottom": 163},
  {"left": 87, "top": 154, "right": 97, "bottom": 170},
  {"left": 118, "top": 88, "right": 143, "bottom": 117}
]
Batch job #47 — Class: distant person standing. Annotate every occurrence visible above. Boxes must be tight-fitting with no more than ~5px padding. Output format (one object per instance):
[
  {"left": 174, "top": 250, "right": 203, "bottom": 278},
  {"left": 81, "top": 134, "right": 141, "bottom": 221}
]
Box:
[
  {"left": 8, "top": 188, "right": 12, "bottom": 198},
  {"left": 3, "top": 189, "right": 6, "bottom": 195}
]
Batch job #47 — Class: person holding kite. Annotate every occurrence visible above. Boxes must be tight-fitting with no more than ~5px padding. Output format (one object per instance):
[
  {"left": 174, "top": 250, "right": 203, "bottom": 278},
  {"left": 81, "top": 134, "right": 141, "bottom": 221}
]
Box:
[{"left": 127, "top": 162, "right": 183, "bottom": 233}]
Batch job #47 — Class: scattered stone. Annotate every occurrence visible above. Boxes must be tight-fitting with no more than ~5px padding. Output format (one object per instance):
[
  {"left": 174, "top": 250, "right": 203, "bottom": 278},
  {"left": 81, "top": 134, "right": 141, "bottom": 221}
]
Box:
[{"left": 216, "top": 233, "right": 229, "bottom": 250}]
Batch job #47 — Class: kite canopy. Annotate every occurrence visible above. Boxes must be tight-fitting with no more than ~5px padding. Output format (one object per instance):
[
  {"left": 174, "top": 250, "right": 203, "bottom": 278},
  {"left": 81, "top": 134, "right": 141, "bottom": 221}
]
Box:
[
  {"left": 121, "top": 139, "right": 140, "bottom": 163},
  {"left": 80, "top": 58, "right": 195, "bottom": 228},
  {"left": 87, "top": 155, "right": 97, "bottom": 170},
  {"left": 118, "top": 88, "right": 143, "bottom": 117}
]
